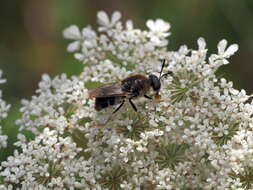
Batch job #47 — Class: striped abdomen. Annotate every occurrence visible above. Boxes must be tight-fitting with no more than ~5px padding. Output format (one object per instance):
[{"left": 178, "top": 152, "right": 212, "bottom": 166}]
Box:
[{"left": 95, "top": 97, "right": 124, "bottom": 111}]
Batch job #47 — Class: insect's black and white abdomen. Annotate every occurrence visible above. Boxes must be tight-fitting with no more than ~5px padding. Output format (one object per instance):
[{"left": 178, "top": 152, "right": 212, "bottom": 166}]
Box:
[{"left": 95, "top": 97, "right": 124, "bottom": 111}]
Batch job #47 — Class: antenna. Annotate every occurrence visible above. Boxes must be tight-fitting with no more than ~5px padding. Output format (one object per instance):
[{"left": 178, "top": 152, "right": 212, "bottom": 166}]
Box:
[
  {"left": 159, "top": 59, "right": 173, "bottom": 80},
  {"left": 159, "top": 59, "right": 166, "bottom": 79}
]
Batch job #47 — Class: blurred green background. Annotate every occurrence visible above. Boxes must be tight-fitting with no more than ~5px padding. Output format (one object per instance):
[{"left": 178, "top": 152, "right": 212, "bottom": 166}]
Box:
[{"left": 0, "top": 0, "right": 252, "bottom": 160}]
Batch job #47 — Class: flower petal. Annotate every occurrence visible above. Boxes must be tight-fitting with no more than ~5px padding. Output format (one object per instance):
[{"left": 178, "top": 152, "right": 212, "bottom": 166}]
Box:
[
  {"left": 156, "top": 19, "right": 170, "bottom": 32},
  {"left": 217, "top": 39, "right": 227, "bottom": 55},
  {"left": 126, "top": 20, "right": 133, "bottom": 30},
  {"left": 63, "top": 25, "right": 81, "bottom": 39},
  {"left": 0, "top": 79, "right": 6, "bottom": 84},
  {"left": 111, "top": 11, "right": 121, "bottom": 25},
  {"left": 67, "top": 41, "right": 80, "bottom": 52},
  {"left": 179, "top": 45, "right": 189, "bottom": 55},
  {"left": 224, "top": 44, "right": 239, "bottom": 58},
  {"left": 82, "top": 27, "right": 96, "bottom": 39},
  {"left": 229, "top": 88, "right": 239, "bottom": 95},
  {"left": 197, "top": 37, "right": 206, "bottom": 50},
  {"left": 97, "top": 11, "right": 110, "bottom": 26},
  {"left": 146, "top": 20, "right": 155, "bottom": 30},
  {"left": 222, "top": 59, "right": 229, "bottom": 65},
  {"left": 74, "top": 53, "right": 84, "bottom": 61}
]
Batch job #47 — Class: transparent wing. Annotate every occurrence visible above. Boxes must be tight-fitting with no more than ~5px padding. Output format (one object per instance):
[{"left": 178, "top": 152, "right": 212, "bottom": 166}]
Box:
[{"left": 88, "top": 82, "right": 128, "bottom": 98}]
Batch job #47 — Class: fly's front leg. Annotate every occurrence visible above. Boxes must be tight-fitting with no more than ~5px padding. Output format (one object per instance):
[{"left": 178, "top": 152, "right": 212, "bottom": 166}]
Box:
[{"left": 144, "top": 95, "right": 152, "bottom": 99}]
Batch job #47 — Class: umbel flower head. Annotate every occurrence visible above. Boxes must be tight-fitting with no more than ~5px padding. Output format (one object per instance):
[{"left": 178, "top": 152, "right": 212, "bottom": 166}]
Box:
[{"left": 1, "top": 10, "right": 253, "bottom": 190}]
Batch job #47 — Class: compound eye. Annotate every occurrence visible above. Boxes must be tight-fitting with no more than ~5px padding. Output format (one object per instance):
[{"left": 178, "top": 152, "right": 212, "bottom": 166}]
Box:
[{"left": 149, "top": 74, "right": 161, "bottom": 91}]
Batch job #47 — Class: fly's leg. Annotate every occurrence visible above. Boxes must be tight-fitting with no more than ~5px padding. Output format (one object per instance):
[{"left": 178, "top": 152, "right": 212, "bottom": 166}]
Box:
[
  {"left": 112, "top": 100, "right": 125, "bottom": 114},
  {"left": 129, "top": 98, "right": 137, "bottom": 112},
  {"left": 144, "top": 95, "right": 152, "bottom": 99},
  {"left": 94, "top": 99, "right": 125, "bottom": 127}
]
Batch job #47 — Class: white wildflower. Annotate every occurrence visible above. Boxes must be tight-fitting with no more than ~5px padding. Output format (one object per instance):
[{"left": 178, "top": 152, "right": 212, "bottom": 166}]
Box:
[
  {"left": 63, "top": 25, "right": 82, "bottom": 52},
  {"left": 146, "top": 19, "right": 171, "bottom": 36},
  {"left": 209, "top": 39, "right": 239, "bottom": 66},
  {"left": 218, "top": 39, "right": 239, "bottom": 58},
  {"left": 0, "top": 128, "right": 94, "bottom": 189},
  {"left": 146, "top": 19, "right": 171, "bottom": 46},
  {"left": 97, "top": 11, "right": 121, "bottom": 31},
  {"left": 1, "top": 10, "right": 252, "bottom": 189}
]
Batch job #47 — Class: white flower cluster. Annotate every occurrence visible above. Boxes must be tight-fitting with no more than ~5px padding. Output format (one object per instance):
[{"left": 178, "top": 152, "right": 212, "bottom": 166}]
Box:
[
  {"left": 0, "top": 11, "right": 252, "bottom": 189},
  {"left": 16, "top": 74, "right": 90, "bottom": 135},
  {"left": 0, "top": 70, "right": 10, "bottom": 148},
  {"left": 0, "top": 128, "right": 92, "bottom": 189}
]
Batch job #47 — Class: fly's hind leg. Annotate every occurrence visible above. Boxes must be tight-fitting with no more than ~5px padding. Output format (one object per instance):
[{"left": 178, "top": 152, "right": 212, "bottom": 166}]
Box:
[
  {"left": 94, "top": 99, "right": 125, "bottom": 127},
  {"left": 112, "top": 100, "right": 125, "bottom": 114}
]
